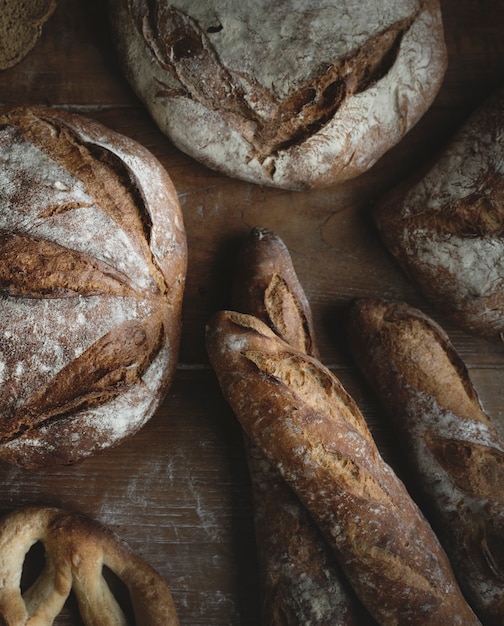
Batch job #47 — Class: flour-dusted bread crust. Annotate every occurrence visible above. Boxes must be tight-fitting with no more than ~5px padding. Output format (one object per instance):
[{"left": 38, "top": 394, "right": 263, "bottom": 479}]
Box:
[
  {"left": 243, "top": 444, "right": 371, "bottom": 626},
  {"left": 374, "top": 86, "right": 504, "bottom": 340},
  {"left": 232, "top": 228, "right": 372, "bottom": 625},
  {"left": 206, "top": 310, "right": 481, "bottom": 625},
  {"left": 108, "top": 0, "right": 447, "bottom": 190},
  {"left": 0, "top": 0, "right": 56, "bottom": 70},
  {"left": 0, "top": 105, "right": 187, "bottom": 468},
  {"left": 348, "top": 298, "right": 504, "bottom": 625},
  {"left": 0, "top": 506, "right": 179, "bottom": 625}
]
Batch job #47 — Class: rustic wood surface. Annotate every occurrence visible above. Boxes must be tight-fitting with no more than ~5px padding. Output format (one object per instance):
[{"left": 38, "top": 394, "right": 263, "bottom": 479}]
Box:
[{"left": 0, "top": 1, "right": 503, "bottom": 624}]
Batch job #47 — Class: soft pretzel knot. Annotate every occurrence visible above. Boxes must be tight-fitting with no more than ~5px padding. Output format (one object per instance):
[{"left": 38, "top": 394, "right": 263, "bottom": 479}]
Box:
[{"left": 0, "top": 506, "right": 179, "bottom": 625}]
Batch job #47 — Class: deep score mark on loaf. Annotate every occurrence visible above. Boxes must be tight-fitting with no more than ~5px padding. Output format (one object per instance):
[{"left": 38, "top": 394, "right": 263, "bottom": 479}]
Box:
[
  {"left": 0, "top": 106, "right": 187, "bottom": 468},
  {"left": 109, "top": 0, "right": 447, "bottom": 189}
]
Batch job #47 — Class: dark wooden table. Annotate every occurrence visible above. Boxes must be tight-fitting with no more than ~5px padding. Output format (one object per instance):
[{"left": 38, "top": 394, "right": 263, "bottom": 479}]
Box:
[{"left": 0, "top": 1, "right": 503, "bottom": 624}]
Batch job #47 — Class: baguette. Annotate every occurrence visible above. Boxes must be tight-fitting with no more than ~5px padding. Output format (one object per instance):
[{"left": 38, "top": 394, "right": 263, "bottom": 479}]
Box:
[
  {"left": 348, "top": 297, "right": 504, "bottom": 624},
  {"left": 232, "top": 228, "right": 372, "bottom": 624},
  {"left": 206, "top": 310, "right": 480, "bottom": 625},
  {"left": 232, "top": 227, "right": 319, "bottom": 359},
  {"left": 244, "top": 443, "right": 368, "bottom": 625}
]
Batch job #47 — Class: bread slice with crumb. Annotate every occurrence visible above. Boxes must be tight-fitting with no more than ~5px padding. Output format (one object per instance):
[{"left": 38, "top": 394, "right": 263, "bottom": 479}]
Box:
[{"left": 0, "top": 0, "right": 56, "bottom": 70}]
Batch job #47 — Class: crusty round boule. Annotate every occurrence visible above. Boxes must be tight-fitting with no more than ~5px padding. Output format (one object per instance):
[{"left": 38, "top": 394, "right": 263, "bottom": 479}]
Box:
[{"left": 0, "top": 105, "right": 187, "bottom": 468}]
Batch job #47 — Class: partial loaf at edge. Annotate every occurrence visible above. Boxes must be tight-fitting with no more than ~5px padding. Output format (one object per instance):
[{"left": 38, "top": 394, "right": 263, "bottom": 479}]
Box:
[
  {"left": 373, "top": 85, "right": 504, "bottom": 340},
  {"left": 109, "top": 0, "right": 447, "bottom": 190},
  {"left": 0, "top": 506, "right": 179, "bottom": 625},
  {"left": 0, "top": 0, "right": 56, "bottom": 70},
  {"left": 348, "top": 297, "right": 504, "bottom": 625},
  {"left": 0, "top": 105, "right": 187, "bottom": 468}
]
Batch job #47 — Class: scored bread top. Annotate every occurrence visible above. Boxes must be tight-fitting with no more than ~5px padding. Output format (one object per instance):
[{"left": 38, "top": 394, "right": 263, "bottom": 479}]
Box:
[
  {"left": 126, "top": 0, "right": 419, "bottom": 99},
  {"left": 0, "top": 106, "right": 187, "bottom": 468},
  {"left": 110, "top": 0, "right": 447, "bottom": 189},
  {"left": 231, "top": 228, "right": 371, "bottom": 624},
  {"left": 348, "top": 298, "right": 504, "bottom": 624}
]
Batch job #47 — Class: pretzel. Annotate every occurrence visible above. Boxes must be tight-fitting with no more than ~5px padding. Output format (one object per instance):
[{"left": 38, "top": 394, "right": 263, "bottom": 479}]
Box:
[{"left": 0, "top": 506, "right": 179, "bottom": 625}]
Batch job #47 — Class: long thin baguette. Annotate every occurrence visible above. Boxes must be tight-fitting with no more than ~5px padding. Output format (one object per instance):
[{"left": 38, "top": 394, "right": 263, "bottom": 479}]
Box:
[
  {"left": 348, "top": 297, "right": 504, "bottom": 625},
  {"left": 232, "top": 228, "right": 371, "bottom": 624},
  {"left": 206, "top": 310, "right": 481, "bottom": 625},
  {"left": 207, "top": 311, "right": 479, "bottom": 626}
]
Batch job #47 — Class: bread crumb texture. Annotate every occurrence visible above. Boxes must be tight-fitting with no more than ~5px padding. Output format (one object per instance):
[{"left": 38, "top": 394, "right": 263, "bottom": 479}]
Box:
[{"left": 0, "top": 0, "right": 56, "bottom": 70}]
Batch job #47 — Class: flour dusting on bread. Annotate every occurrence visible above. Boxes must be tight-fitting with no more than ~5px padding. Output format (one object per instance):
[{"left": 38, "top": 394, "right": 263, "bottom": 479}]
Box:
[
  {"left": 109, "top": 0, "right": 447, "bottom": 189},
  {"left": 0, "top": 105, "right": 187, "bottom": 468}
]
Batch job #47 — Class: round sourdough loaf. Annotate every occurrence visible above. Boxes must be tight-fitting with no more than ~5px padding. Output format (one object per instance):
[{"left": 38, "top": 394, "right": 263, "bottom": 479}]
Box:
[
  {"left": 108, "top": 0, "right": 447, "bottom": 190},
  {"left": 373, "top": 86, "right": 504, "bottom": 341},
  {"left": 0, "top": 105, "right": 187, "bottom": 468}
]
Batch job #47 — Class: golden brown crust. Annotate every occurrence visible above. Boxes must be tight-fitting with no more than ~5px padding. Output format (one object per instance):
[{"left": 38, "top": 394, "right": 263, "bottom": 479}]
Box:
[
  {"left": 206, "top": 310, "right": 481, "bottom": 625},
  {"left": 0, "top": 105, "right": 187, "bottom": 468},
  {"left": 232, "top": 228, "right": 371, "bottom": 625},
  {"left": 0, "top": 506, "right": 179, "bottom": 625},
  {"left": 348, "top": 297, "right": 504, "bottom": 624},
  {"left": 244, "top": 442, "right": 371, "bottom": 625}
]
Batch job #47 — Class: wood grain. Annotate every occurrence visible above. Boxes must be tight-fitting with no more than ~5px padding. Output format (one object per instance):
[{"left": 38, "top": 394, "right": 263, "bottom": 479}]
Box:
[{"left": 0, "top": 0, "right": 503, "bottom": 623}]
